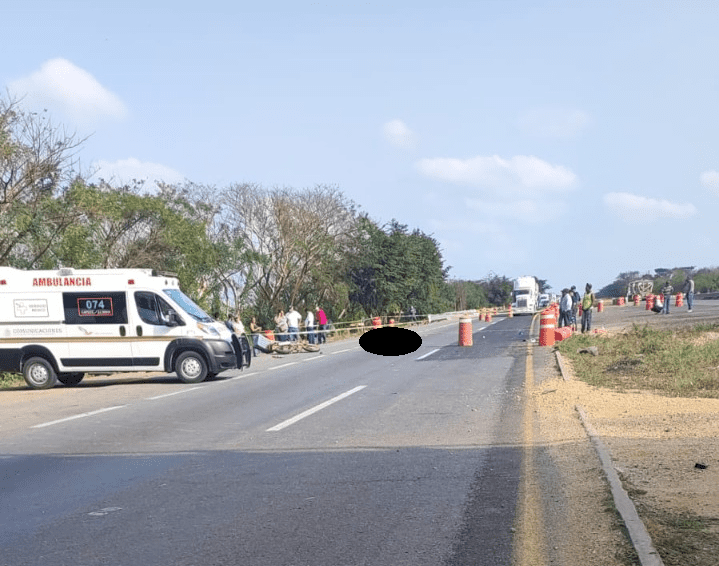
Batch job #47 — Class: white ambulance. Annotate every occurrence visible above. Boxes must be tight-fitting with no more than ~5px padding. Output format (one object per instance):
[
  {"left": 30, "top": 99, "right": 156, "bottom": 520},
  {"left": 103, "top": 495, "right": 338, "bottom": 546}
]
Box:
[{"left": 0, "top": 267, "right": 245, "bottom": 389}]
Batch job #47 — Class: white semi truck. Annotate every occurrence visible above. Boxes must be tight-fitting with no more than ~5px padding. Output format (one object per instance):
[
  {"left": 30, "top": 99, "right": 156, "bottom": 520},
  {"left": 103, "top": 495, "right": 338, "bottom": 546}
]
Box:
[{"left": 512, "top": 276, "right": 540, "bottom": 315}]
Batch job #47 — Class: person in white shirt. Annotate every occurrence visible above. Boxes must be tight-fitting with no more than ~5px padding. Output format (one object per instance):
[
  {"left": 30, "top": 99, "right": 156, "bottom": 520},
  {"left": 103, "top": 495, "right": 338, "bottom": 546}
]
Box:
[
  {"left": 305, "top": 310, "right": 316, "bottom": 344},
  {"left": 285, "top": 306, "right": 302, "bottom": 342},
  {"left": 683, "top": 277, "right": 695, "bottom": 312},
  {"left": 559, "top": 288, "right": 573, "bottom": 328}
]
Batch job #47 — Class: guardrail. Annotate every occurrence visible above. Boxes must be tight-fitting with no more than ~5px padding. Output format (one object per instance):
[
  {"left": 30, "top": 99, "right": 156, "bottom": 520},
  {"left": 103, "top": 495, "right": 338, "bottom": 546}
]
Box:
[{"left": 247, "top": 307, "right": 512, "bottom": 346}]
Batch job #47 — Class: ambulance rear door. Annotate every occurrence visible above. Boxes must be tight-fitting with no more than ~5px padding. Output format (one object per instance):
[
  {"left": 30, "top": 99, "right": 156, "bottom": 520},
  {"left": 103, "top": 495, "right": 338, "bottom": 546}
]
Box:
[{"left": 61, "top": 291, "right": 134, "bottom": 371}]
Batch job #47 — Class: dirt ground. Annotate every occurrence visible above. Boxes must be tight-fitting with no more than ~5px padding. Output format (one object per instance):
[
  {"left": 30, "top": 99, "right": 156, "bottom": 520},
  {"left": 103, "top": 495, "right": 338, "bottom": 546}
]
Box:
[{"left": 534, "top": 300, "right": 719, "bottom": 566}]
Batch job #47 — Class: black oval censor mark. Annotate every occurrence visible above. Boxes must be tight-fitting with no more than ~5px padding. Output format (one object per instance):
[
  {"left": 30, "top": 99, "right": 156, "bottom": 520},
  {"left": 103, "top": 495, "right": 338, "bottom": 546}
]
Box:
[{"left": 359, "top": 327, "right": 422, "bottom": 356}]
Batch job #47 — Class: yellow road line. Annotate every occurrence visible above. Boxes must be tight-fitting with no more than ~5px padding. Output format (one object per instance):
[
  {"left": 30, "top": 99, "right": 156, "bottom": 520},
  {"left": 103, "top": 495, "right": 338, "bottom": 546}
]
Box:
[{"left": 513, "top": 315, "right": 548, "bottom": 565}]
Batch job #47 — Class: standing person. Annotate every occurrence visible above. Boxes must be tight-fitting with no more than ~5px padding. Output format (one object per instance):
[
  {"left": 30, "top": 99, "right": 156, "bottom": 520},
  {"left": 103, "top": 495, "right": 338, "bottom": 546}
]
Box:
[
  {"left": 285, "top": 306, "right": 302, "bottom": 342},
  {"left": 226, "top": 312, "right": 250, "bottom": 368},
  {"left": 409, "top": 305, "right": 417, "bottom": 322},
  {"left": 249, "top": 316, "right": 262, "bottom": 356},
  {"left": 559, "top": 289, "right": 573, "bottom": 328},
  {"left": 662, "top": 281, "right": 673, "bottom": 314},
  {"left": 683, "top": 276, "right": 695, "bottom": 313},
  {"left": 570, "top": 286, "right": 581, "bottom": 331},
  {"left": 225, "top": 312, "right": 245, "bottom": 335},
  {"left": 305, "top": 309, "right": 316, "bottom": 344},
  {"left": 316, "top": 305, "right": 328, "bottom": 344},
  {"left": 581, "top": 283, "right": 596, "bottom": 333},
  {"left": 274, "top": 309, "right": 288, "bottom": 342}
]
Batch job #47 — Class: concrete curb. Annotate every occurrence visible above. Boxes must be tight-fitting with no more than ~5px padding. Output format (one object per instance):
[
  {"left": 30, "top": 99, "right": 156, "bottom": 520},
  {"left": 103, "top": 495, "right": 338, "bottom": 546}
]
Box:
[
  {"left": 553, "top": 352, "right": 665, "bottom": 565},
  {"left": 555, "top": 351, "right": 569, "bottom": 382},
  {"left": 576, "top": 405, "right": 665, "bottom": 566}
]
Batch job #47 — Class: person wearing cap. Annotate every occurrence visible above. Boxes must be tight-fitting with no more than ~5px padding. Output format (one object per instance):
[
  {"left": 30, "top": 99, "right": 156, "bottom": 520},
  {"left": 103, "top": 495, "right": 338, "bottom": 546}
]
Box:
[
  {"left": 661, "top": 281, "right": 673, "bottom": 314},
  {"left": 581, "top": 283, "right": 597, "bottom": 333}
]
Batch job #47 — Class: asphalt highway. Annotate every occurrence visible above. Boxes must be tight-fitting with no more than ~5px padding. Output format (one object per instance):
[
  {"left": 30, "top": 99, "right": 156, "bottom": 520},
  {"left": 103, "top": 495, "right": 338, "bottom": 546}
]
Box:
[{"left": 1, "top": 316, "right": 543, "bottom": 566}]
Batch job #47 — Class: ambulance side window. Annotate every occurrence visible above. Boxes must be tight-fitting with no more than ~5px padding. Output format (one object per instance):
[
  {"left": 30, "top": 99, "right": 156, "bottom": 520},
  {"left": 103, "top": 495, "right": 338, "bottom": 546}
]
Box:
[
  {"left": 63, "top": 292, "right": 128, "bottom": 325},
  {"left": 135, "top": 292, "right": 180, "bottom": 326},
  {"left": 135, "top": 292, "right": 160, "bottom": 325}
]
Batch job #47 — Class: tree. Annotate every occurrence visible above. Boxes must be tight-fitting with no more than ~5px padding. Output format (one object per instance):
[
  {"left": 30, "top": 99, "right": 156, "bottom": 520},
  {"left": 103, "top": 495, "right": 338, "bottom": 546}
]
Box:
[
  {"left": 0, "top": 96, "right": 87, "bottom": 267},
  {"left": 450, "top": 279, "right": 488, "bottom": 310},
  {"left": 480, "top": 273, "right": 514, "bottom": 306},
  {"left": 535, "top": 278, "right": 551, "bottom": 293},
  {"left": 221, "top": 182, "right": 358, "bottom": 316},
  {"left": 347, "top": 217, "right": 452, "bottom": 317},
  {"left": 47, "top": 180, "right": 244, "bottom": 312},
  {"left": 695, "top": 268, "right": 719, "bottom": 293}
]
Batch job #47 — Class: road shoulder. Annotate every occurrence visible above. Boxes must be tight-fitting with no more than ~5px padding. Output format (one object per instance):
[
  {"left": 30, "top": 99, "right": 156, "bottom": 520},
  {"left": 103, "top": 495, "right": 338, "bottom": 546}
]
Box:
[{"left": 530, "top": 341, "right": 640, "bottom": 565}]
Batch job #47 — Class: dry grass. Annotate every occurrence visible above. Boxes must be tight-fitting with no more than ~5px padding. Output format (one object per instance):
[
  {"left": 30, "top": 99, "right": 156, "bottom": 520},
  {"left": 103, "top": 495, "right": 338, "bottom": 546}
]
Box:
[{"left": 556, "top": 323, "right": 719, "bottom": 398}]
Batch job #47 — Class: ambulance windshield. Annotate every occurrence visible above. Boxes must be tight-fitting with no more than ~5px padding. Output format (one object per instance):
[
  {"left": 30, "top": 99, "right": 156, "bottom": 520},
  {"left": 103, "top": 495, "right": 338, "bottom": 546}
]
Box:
[{"left": 163, "top": 289, "right": 213, "bottom": 323}]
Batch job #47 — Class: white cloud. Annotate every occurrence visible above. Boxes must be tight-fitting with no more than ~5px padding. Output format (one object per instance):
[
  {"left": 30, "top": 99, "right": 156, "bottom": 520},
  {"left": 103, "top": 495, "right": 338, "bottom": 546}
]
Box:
[
  {"left": 382, "top": 119, "right": 417, "bottom": 149},
  {"left": 518, "top": 107, "right": 590, "bottom": 138},
  {"left": 8, "top": 58, "right": 128, "bottom": 127},
  {"left": 465, "top": 198, "right": 568, "bottom": 225},
  {"left": 603, "top": 192, "right": 697, "bottom": 222},
  {"left": 416, "top": 154, "right": 577, "bottom": 195},
  {"left": 700, "top": 170, "right": 719, "bottom": 193},
  {"left": 92, "top": 158, "right": 184, "bottom": 190}
]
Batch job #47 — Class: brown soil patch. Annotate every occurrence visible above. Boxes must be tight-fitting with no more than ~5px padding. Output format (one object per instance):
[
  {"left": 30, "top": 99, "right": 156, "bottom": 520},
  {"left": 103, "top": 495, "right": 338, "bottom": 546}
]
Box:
[{"left": 536, "top": 350, "right": 719, "bottom": 565}]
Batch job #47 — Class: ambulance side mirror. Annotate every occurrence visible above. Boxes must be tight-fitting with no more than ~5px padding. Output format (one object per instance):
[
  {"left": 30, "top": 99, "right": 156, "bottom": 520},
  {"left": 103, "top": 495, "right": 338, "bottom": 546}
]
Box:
[{"left": 166, "top": 310, "right": 184, "bottom": 327}]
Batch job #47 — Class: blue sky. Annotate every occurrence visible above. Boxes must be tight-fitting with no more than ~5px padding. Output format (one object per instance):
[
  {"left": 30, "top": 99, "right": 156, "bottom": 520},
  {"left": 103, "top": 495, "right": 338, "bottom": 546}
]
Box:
[{"left": 4, "top": 0, "right": 719, "bottom": 291}]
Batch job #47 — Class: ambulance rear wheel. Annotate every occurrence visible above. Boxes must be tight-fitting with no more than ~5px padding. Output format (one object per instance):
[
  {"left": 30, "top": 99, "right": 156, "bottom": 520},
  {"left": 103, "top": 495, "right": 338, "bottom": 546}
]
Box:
[
  {"left": 58, "top": 372, "right": 85, "bottom": 386},
  {"left": 175, "top": 351, "right": 208, "bottom": 384},
  {"left": 23, "top": 357, "right": 58, "bottom": 390}
]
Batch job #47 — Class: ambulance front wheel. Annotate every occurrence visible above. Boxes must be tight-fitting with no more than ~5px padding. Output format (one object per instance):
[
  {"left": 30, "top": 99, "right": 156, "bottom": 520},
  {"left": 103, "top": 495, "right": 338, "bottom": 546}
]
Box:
[
  {"left": 23, "top": 357, "right": 58, "bottom": 390},
  {"left": 175, "top": 351, "right": 208, "bottom": 384}
]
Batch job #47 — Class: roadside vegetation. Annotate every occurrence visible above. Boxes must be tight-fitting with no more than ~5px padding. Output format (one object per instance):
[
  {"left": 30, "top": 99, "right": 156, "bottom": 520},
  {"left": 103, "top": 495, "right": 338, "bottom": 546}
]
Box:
[
  {"left": 0, "top": 372, "right": 23, "bottom": 389},
  {"left": 556, "top": 323, "right": 719, "bottom": 398},
  {"left": 0, "top": 95, "right": 518, "bottom": 328}
]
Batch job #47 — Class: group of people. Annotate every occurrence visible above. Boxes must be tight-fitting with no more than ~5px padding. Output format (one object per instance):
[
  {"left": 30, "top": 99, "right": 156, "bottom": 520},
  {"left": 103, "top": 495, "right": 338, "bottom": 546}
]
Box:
[
  {"left": 223, "top": 306, "right": 329, "bottom": 358},
  {"left": 657, "top": 277, "right": 695, "bottom": 315},
  {"left": 558, "top": 284, "right": 597, "bottom": 334},
  {"left": 272, "top": 306, "right": 329, "bottom": 345},
  {"left": 556, "top": 276, "right": 697, "bottom": 332}
]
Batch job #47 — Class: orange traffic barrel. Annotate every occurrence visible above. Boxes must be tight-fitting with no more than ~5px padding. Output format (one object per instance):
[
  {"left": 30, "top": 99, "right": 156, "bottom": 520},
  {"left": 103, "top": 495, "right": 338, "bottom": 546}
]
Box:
[
  {"left": 618, "top": 297, "right": 625, "bottom": 306},
  {"left": 646, "top": 295, "right": 654, "bottom": 311},
  {"left": 485, "top": 313, "right": 492, "bottom": 322},
  {"left": 458, "top": 317, "right": 473, "bottom": 347},
  {"left": 539, "top": 310, "right": 555, "bottom": 347},
  {"left": 508, "top": 304, "right": 514, "bottom": 318},
  {"left": 634, "top": 294, "right": 640, "bottom": 306},
  {"left": 597, "top": 300, "right": 604, "bottom": 313},
  {"left": 675, "top": 293, "right": 683, "bottom": 307},
  {"left": 372, "top": 316, "right": 382, "bottom": 328}
]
